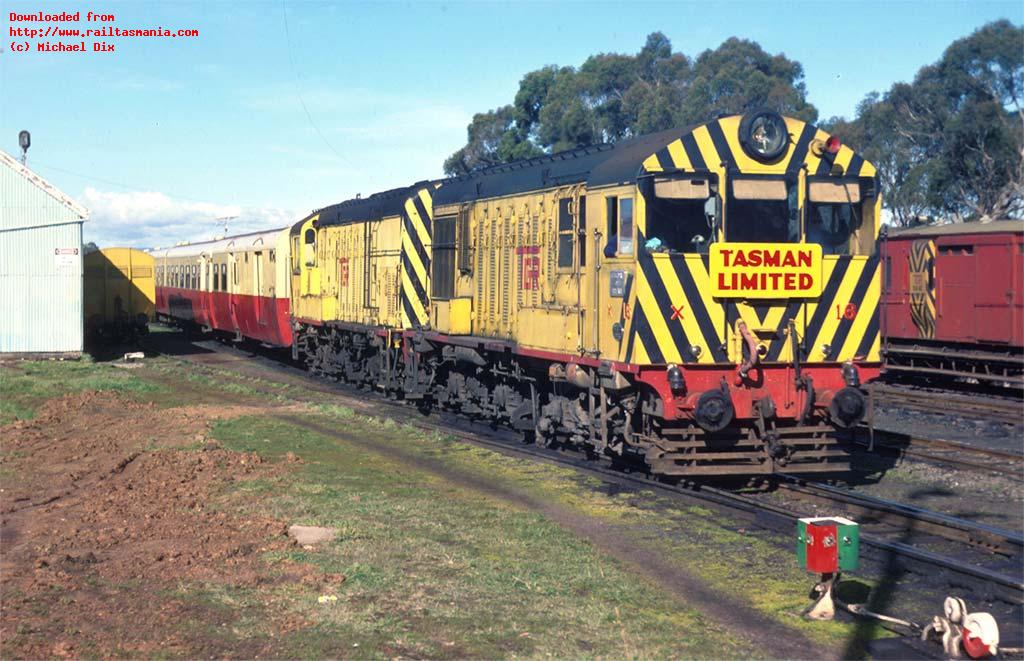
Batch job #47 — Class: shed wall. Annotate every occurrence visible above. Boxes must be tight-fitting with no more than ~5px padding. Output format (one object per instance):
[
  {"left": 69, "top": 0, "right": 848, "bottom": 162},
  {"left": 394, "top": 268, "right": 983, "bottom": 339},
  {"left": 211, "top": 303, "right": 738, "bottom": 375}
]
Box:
[{"left": 0, "top": 223, "right": 84, "bottom": 353}]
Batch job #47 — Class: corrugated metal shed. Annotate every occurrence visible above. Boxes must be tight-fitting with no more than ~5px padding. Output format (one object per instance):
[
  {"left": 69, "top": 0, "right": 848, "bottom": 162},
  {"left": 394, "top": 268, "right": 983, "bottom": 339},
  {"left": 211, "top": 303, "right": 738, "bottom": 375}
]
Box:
[{"left": 0, "top": 149, "right": 89, "bottom": 355}]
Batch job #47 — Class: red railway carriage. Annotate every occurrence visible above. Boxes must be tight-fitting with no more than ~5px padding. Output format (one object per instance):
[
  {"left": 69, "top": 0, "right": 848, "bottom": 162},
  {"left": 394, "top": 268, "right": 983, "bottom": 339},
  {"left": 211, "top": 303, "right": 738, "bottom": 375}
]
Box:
[
  {"left": 154, "top": 228, "right": 293, "bottom": 347},
  {"left": 881, "top": 220, "right": 1024, "bottom": 388}
]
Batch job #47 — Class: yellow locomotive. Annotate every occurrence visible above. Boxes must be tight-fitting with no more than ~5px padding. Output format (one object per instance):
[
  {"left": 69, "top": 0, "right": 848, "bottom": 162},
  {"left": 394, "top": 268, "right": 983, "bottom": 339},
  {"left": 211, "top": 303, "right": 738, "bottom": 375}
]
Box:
[{"left": 291, "top": 110, "right": 881, "bottom": 476}]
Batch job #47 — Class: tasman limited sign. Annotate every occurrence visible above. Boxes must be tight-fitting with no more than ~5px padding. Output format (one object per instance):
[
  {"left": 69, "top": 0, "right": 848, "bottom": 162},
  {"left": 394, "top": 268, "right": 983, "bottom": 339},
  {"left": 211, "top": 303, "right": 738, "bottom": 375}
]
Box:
[{"left": 710, "top": 243, "right": 823, "bottom": 298}]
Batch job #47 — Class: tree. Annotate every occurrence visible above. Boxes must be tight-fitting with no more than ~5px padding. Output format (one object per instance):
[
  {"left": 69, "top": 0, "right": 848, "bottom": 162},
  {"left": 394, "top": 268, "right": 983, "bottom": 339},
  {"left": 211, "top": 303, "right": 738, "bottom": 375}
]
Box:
[
  {"left": 443, "top": 106, "right": 542, "bottom": 176},
  {"left": 682, "top": 37, "right": 816, "bottom": 125},
  {"left": 836, "top": 20, "right": 1023, "bottom": 223},
  {"left": 443, "top": 32, "right": 817, "bottom": 174}
]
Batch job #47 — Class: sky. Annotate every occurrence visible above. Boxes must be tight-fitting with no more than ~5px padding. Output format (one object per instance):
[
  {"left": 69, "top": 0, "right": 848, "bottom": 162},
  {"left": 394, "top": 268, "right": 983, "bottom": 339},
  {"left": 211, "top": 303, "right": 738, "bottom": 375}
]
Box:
[{"left": 1, "top": 0, "right": 1021, "bottom": 247}]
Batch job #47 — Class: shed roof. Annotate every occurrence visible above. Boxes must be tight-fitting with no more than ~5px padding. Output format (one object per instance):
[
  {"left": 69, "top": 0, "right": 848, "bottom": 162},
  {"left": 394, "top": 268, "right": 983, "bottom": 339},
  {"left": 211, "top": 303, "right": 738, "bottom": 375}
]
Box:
[{"left": 0, "top": 150, "right": 89, "bottom": 231}]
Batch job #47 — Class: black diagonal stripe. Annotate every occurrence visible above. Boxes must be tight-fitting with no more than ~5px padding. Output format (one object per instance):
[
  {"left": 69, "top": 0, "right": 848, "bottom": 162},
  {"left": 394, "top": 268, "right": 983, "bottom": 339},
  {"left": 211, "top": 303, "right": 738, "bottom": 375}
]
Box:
[
  {"left": 815, "top": 155, "right": 833, "bottom": 176},
  {"left": 632, "top": 302, "right": 664, "bottom": 364},
  {"left": 654, "top": 147, "right": 672, "bottom": 171},
  {"left": 401, "top": 251, "right": 428, "bottom": 305},
  {"left": 805, "top": 257, "right": 852, "bottom": 351},
  {"left": 404, "top": 215, "right": 431, "bottom": 271},
  {"left": 706, "top": 120, "right": 735, "bottom": 171},
  {"left": 752, "top": 303, "right": 771, "bottom": 325},
  {"left": 846, "top": 154, "right": 864, "bottom": 177},
  {"left": 681, "top": 134, "right": 708, "bottom": 171},
  {"left": 827, "top": 256, "right": 879, "bottom": 361},
  {"left": 855, "top": 303, "right": 879, "bottom": 360},
  {"left": 765, "top": 300, "right": 804, "bottom": 362},
  {"left": 670, "top": 256, "right": 728, "bottom": 363},
  {"left": 726, "top": 301, "right": 741, "bottom": 327},
  {"left": 411, "top": 194, "right": 432, "bottom": 240},
  {"left": 636, "top": 250, "right": 694, "bottom": 363},
  {"left": 401, "top": 290, "right": 421, "bottom": 328},
  {"left": 786, "top": 124, "right": 815, "bottom": 174}
]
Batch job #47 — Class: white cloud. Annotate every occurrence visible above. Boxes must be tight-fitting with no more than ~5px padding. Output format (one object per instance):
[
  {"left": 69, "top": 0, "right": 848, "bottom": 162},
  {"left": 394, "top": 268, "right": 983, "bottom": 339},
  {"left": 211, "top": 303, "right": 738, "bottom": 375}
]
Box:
[{"left": 79, "top": 187, "right": 300, "bottom": 249}]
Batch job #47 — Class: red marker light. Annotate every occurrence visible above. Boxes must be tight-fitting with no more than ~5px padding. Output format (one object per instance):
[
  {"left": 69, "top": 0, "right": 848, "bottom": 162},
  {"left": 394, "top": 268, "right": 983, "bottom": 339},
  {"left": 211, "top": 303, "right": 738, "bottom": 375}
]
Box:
[{"left": 825, "top": 136, "right": 842, "bottom": 154}]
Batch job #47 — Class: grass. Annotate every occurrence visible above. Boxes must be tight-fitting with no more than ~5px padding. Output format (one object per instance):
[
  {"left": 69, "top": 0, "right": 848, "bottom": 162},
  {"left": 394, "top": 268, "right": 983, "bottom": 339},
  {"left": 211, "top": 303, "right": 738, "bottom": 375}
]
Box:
[
  {"left": 0, "top": 358, "right": 161, "bottom": 424},
  {"left": 2, "top": 350, "right": 895, "bottom": 657},
  {"left": 209, "top": 414, "right": 754, "bottom": 658},
  {"left": 341, "top": 415, "right": 888, "bottom": 652}
]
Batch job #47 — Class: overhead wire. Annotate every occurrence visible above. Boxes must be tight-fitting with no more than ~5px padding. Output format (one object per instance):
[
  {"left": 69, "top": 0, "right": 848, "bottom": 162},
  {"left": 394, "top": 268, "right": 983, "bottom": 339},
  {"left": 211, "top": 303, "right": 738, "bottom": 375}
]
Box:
[
  {"left": 29, "top": 160, "right": 226, "bottom": 205},
  {"left": 280, "top": 0, "right": 362, "bottom": 176}
]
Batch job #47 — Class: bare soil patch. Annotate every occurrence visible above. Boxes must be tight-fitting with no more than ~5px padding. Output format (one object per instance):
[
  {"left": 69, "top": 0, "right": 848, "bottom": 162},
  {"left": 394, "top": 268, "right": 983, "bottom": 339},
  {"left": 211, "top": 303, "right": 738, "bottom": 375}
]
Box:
[{"left": 0, "top": 392, "right": 328, "bottom": 658}]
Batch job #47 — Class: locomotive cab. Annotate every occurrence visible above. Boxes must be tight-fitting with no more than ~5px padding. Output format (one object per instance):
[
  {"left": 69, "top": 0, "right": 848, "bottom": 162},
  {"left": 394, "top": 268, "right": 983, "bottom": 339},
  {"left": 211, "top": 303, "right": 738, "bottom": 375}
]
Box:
[{"left": 608, "top": 110, "right": 883, "bottom": 474}]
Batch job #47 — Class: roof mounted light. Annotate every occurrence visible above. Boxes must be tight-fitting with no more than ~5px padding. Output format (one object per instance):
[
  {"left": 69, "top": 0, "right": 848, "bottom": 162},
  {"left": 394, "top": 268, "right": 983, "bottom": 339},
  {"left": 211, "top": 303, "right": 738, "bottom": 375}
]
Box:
[
  {"left": 825, "top": 135, "right": 842, "bottom": 154},
  {"left": 738, "top": 109, "right": 789, "bottom": 162}
]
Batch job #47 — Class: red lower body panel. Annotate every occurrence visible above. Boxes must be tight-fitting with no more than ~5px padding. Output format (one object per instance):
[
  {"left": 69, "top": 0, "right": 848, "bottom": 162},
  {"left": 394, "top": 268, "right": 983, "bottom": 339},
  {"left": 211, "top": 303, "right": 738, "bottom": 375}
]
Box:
[{"left": 156, "top": 287, "right": 292, "bottom": 347}]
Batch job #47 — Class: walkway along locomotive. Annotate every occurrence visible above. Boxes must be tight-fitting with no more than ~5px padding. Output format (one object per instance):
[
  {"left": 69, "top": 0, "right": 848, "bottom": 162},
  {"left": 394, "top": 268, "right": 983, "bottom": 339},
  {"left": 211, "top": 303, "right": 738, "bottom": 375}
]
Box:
[{"left": 158, "top": 110, "right": 883, "bottom": 477}]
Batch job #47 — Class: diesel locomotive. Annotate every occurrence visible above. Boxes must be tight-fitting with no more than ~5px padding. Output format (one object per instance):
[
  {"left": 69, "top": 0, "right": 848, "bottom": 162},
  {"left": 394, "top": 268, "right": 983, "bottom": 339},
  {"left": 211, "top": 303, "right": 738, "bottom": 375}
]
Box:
[{"left": 156, "top": 110, "right": 883, "bottom": 477}]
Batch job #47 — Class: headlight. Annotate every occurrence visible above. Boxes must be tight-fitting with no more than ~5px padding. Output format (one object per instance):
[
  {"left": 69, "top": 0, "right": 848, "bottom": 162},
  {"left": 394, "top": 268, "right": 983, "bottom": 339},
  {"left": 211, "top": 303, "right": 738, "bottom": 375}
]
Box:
[{"left": 739, "top": 109, "right": 789, "bottom": 161}]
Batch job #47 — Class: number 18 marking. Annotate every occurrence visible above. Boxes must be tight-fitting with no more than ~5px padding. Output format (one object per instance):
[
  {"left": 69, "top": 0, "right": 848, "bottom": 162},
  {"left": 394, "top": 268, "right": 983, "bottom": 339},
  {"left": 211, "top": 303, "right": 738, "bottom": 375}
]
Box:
[{"left": 835, "top": 303, "right": 857, "bottom": 320}]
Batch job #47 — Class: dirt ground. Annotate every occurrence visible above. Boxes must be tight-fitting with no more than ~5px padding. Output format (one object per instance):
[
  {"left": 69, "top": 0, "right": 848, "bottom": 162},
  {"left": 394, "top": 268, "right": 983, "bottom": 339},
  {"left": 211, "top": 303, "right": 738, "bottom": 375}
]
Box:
[{"left": 0, "top": 392, "right": 336, "bottom": 658}]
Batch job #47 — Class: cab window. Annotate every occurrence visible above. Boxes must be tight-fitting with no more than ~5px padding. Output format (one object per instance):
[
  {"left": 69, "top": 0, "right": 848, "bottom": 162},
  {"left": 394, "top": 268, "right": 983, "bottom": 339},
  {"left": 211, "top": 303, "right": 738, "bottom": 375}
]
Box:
[
  {"left": 806, "top": 179, "right": 863, "bottom": 255},
  {"left": 291, "top": 236, "right": 300, "bottom": 274},
  {"left": 303, "top": 229, "right": 316, "bottom": 267},
  {"left": 603, "top": 196, "right": 635, "bottom": 257},
  {"left": 644, "top": 176, "right": 713, "bottom": 253},
  {"left": 726, "top": 177, "right": 799, "bottom": 244}
]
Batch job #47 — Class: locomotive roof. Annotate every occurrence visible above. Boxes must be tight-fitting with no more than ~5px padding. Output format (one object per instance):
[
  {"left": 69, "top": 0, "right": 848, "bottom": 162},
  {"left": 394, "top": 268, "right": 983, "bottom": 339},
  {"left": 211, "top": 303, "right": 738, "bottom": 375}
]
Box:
[
  {"left": 296, "top": 181, "right": 435, "bottom": 232},
  {"left": 887, "top": 219, "right": 1024, "bottom": 238},
  {"left": 433, "top": 127, "right": 685, "bottom": 206}
]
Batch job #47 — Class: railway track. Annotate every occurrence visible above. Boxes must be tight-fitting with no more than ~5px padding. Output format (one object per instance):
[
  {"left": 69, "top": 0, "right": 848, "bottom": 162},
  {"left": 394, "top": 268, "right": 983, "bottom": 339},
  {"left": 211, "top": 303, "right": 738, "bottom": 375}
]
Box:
[
  {"left": 868, "top": 383, "right": 1023, "bottom": 426},
  {"left": 857, "top": 429, "right": 1024, "bottom": 480},
  {"left": 140, "top": 331, "right": 1024, "bottom": 607}
]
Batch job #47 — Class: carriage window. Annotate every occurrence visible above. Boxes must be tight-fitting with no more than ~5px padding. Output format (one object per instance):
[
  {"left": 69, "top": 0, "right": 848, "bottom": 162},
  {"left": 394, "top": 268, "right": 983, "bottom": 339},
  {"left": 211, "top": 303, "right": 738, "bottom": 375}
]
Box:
[
  {"left": 432, "top": 215, "right": 456, "bottom": 299},
  {"left": 269, "top": 250, "right": 275, "bottom": 262},
  {"left": 220, "top": 264, "right": 226, "bottom": 291},
  {"left": 557, "top": 198, "right": 574, "bottom": 268},
  {"left": 726, "top": 178, "right": 798, "bottom": 243},
  {"left": 303, "top": 229, "right": 316, "bottom": 267}
]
